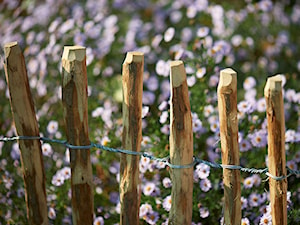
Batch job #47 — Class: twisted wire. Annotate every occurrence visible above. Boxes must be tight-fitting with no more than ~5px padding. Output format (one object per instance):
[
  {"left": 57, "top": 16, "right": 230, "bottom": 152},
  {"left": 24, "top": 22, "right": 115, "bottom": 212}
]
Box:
[{"left": 1, "top": 136, "right": 299, "bottom": 181}]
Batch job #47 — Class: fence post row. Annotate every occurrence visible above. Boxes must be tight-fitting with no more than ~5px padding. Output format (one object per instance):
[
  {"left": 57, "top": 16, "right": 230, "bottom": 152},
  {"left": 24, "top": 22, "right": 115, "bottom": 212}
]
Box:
[
  {"left": 120, "top": 52, "right": 144, "bottom": 225},
  {"left": 3, "top": 42, "right": 290, "bottom": 225},
  {"left": 217, "top": 68, "right": 241, "bottom": 225},
  {"left": 4, "top": 42, "right": 48, "bottom": 225},
  {"left": 264, "top": 75, "right": 287, "bottom": 225},
  {"left": 169, "top": 61, "right": 194, "bottom": 225},
  {"left": 61, "top": 46, "right": 94, "bottom": 225}
]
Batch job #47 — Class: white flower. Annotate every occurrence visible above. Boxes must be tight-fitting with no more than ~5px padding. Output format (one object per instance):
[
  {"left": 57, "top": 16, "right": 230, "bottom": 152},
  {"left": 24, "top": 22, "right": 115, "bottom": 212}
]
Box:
[
  {"left": 42, "top": 143, "right": 53, "bottom": 157},
  {"left": 196, "top": 67, "right": 206, "bottom": 78},
  {"left": 48, "top": 207, "right": 56, "bottom": 220},
  {"left": 162, "top": 195, "right": 172, "bottom": 211},
  {"left": 164, "top": 27, "right": 175, "bottom": 42},
  {"left": 197, "top": 27, "right": 209, "bottom": 38},
  {"left": 47, "top": 120, "right": 58, "bottom": 135}
]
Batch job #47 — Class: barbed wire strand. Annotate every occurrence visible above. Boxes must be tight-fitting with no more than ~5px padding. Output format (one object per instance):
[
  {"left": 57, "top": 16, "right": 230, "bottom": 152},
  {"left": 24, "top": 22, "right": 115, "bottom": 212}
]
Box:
[{"left": 1, "top": 136, "right": 299, "bottom": 181}]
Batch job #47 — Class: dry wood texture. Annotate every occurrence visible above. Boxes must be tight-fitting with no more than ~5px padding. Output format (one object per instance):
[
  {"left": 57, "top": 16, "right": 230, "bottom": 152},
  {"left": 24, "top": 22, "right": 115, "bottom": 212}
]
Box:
[
  {"left": 169, "top": 61, "right": 193, "bottom": 225},
  {"left": 264, "top": 75, "right": 287, "bottom": 225},
  {"left": 62, "top": 46, "right": 93, "bottom": 225},
  {"left": 217, "top": 68, "right": 241, "bottom": 225},
  {"left": 4, "top": 42, "right": 48, "bottom": 225},
  {"left": 120, "top": 52, "right": 144, "bottom": 225}
]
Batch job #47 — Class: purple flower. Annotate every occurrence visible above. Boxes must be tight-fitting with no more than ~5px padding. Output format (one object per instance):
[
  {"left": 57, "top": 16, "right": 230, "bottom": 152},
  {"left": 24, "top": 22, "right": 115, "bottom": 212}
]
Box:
[
  {"left": 256, "top": 98, "right": 267, "bottom": 112},
  {"left": 48, "top": 207, "right": 56, "bottom": 220},
  {"left": 162, "top": 177, "right": 172, "bottom": 188},
  {"left": 3, "top": 172, "right": 14, "bottom": 189},
  {"left": 192, "top": 115, "right": 203, "bottom": 133},
  {"left": 42, "top": 143, "right": 53, "bottom": 157},
  {"left": 187, "top": 6, "right": 197, "bottom": 19},
  {"left": 181, "top": 27, "right": 193, "bottom": 43},
  {"left": 285, "top": 129, "right": 300, "bottom": 143},
  {"left": 258, "top": 0, "right": 273, "bottom": 12},
  {"left": 187, "top": 75, "right": 196, "bottom": 87},
  {"left": 259, "top": 212, "right": 272, "bottom": 225},
  {"left": 287, "top": 160, "right": 298, "bottom": 171},
  {"left": 47, "top": 120, "right": 59, "bottom": 135},
  {"left": 199, "top": 207, "right": 209, "bottom": 218},
  {"left": 93, "top": 216, "right": 104, "bottom": 225},
  {"left": 197, "top": 27, "right": 209, "bottom": 38},
  {"left": 243, "top": 176, "right": 254, "bottom": 189},
  {"left": 170, "top": 10, "right": 182, "bottom": 24},
  {"left": 145, "top": 76, "right": 159, "bottom": 91},
  {"left": 195, "top": 163, "right": 210, "bottom": 179},
  {"left": 140, "top": 156, "right": 150, "bottom": 173},
  {"left": 59, "top": 167, "right": 71, "bottom": 180},
  {"left": 109, "top": 191, "right": 119, "bottom": 204},
  {"left": 248, "top": 193, "right": 261, "bottom": 207},
  {"left": 238, "top": 100, "right": 255, "bottom": 114},
  {"left": 243, "top": 76, "right": 256, "bottom": 90},
  {"left": 162, "top": 195, "right": 172, "bottom": 211},
  {"left": 249, "top": 130, "right": 268, "bottom": 148},
  {"left": 140, "top": 203, "right": 153, "bottom": 219},
  {"left": 241, "top": 196, "right": 248, "bottom": 209},
  {"left": 196, "top": 67, "right": 207, "bottom": 78},
  {"left": 143, "top": 91, "right": 156, "bottom": 105},
  {"left": 200, "top": 178, "right": 212, "bottom": 192},
  {"left": 294, "top": 151, "right": 300, "bottom": 163},
  {"left": 208, "top": 75, "right": 219, "bottom": 87},
  {"left": 11, "top": 143, "right": 20, "bottom": 160},
  {"left": 160, "top": 111, "right": 169, "bottom": 124},
  {"left": 51, "top": 173, "right": 65, "bottom": 187},
  {"left": 241, "top": 217, "right": 250, "bottom": 225},
  {"left": 240, "top": 139, "right": 251, "bottom": 152},
  {"left": 164, "top": 27, "right": 175, "bottom": 42},
  {"left": 156, "top": 60, "right": 169, "bottom": 77},
  {"left": 231, "top": 34, "right": 243, "bottom": 47},
  {"left": 160, "top": 124, "right": 170, "bottom": 135},
  {"left": 245, "top": 89, "right": 257, "bottom": 101},
  {"left": 285, "top": 89, "right": 296, "bottom": 102},
  {"left": 145, "top": 210, "right": 159, "bottom": 225},
  {"left": 252, "top": 174, "right": 262, "bottom": 187},
  {"left": 143, "top": 182, "right": 156, "bottom": 196},
  {"left": 59, "top": 19, "right": 75, "bottom": 34}
]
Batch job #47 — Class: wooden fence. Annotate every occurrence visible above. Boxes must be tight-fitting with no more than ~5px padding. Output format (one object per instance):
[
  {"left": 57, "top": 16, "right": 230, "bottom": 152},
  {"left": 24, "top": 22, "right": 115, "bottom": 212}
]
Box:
[{"left": 3, "top": 42, "right": 287, "bottom": 225}]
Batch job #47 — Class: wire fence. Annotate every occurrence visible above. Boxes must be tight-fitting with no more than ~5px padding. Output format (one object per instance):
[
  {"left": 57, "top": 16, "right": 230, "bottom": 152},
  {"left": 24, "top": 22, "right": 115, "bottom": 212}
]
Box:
[{"left": 1, "top": 135, "right": 300, "bottom": 181}]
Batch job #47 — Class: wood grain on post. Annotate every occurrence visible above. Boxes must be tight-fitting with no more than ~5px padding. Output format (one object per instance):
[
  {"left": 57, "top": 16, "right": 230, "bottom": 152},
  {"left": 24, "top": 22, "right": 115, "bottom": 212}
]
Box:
[
  {"left": 217, "top": 68, "right": 241, "bottom": 225},
  {"left": 169, "top": 61, "right": 193, "bottom": 225},
  {"left": 264, "top": 75, "right": 287, "bottom": 225},
  {"left": 62, "top": 46, "right": 94, "bottom": 225},
  {"left": 120, "top": 52, "right": 143, "bottom": 225},
  {"left": 3, "top": 42, "right": 48, "bottom": 225}
]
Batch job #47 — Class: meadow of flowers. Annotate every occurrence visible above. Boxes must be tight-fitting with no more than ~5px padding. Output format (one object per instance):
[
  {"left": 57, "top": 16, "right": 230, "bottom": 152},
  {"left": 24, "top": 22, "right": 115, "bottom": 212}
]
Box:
[{"left": 1, "top": 0, "right": 300, "bottom": 224}]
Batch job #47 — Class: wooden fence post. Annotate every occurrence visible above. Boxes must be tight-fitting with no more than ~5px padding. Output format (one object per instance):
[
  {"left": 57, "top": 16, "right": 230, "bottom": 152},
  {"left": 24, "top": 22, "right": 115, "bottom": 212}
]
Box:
[
  {"left": 264, "top": 75, "right": 287, "bottom": 225},
  {"left": 120, "top": 52, "right": 143, "bottom": 225},
  {"left": 169, "top": 61, "right": 193, "bottom": 225},
  {"left": 62, "top": 46, "right": 94, "bottom": 224},
  {"left": 217, "top": 68, "right": 241, "bottom": 225},
  {"left": 3, "top": 42, "right": 48, "bottom": 225}
]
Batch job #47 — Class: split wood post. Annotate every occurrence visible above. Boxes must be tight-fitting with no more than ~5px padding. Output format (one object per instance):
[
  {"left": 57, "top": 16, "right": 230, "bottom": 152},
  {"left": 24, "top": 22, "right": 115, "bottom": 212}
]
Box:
[
  {"left": 3, "top": 42, "right": 48, "bottom": 225},
  {"left": 264, "top": 75, "right": 287, "bottom": 225},
  {"left": 217, "top": 68, "right": 241, "bottom": 225},
  {"left": 62, "top": 46, "right": 94, "bottom": 225},
  {"left": 169, "top": 61, "right": 193, "bottom": 225},
  {"left": 120, "top": 52, "right": 143, "bottom": 225}
]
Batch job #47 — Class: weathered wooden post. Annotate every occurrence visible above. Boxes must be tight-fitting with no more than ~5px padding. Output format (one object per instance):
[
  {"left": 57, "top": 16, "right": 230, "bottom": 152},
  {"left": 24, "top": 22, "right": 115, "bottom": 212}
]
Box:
[
  {"left": 120, "top": 52, "right": 143, "bottom": 225},
  {"left": 264, "top": 75, "right": 287, "bottom": 225},
  {"left": 4, "top": 42, "right": 48, "bottom": 225},
  {"left": 62, "top": 46, "right": 94, "bottom": 224},
  {"left": 217, "top": 68, "right": 241, "bottom": 225},
  {"left": 169, "top": 61, "right": 193, "bottom": 225}
]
